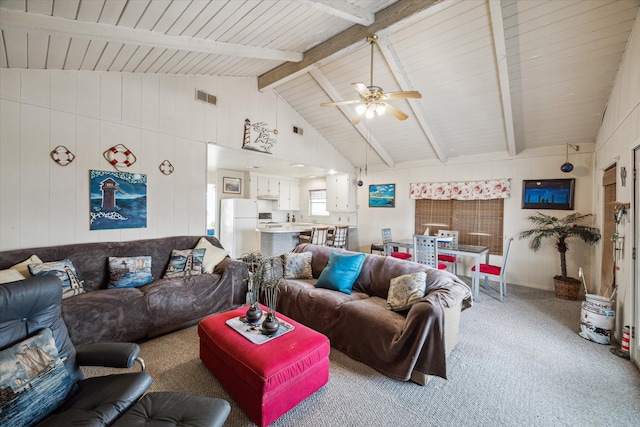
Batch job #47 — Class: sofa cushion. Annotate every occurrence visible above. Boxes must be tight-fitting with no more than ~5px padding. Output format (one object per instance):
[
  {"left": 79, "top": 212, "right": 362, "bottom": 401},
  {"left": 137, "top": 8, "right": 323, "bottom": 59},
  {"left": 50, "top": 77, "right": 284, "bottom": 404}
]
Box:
[
  {"left": 9, "top": 254, "right": 43, "bottom": 277},
  {"left": 316, "top": 251, "right": 365, "bottom": 295},
  {"left": 108, "top": 256, "right": 153, "bottom": 288},
  {"left": 164, "top": 249, "right": 205, "bottom": 278},
  {"left": 194, "top": 238, "right": 229, "bottom": 274},
  {"left": 283, "top": 252, "right": 313, "bottom": 279},
  {"left": 387, "top": 271, "right": 427, "bottom": 311},
  {"left": 0, "top": 268, "right": 26, "bottom": 284},
  {"left": 29, "top": 259, "right": 85, "bottom": 299},
  {"left": 0, "top": 327, "right": 76, "bottom": 426}
]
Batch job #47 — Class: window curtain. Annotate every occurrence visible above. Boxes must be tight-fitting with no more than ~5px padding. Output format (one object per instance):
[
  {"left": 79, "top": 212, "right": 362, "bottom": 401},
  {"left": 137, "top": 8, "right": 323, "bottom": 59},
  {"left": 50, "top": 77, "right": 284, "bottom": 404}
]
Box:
[{"left": 409, "top": 179, "right": 511, "bottom": 200}]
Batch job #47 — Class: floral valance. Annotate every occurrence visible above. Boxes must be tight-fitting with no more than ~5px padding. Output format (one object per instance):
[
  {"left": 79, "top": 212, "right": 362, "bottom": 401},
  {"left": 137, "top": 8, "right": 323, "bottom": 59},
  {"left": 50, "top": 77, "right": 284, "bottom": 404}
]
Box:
[{"left": 409, "top": 179, "right": 511, "bottom": 200}]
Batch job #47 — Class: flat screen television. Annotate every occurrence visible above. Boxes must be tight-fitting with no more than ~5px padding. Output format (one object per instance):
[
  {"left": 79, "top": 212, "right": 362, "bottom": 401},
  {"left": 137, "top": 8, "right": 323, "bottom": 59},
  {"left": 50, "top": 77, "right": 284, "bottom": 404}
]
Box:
[{"left": 522, "top": 178, "right": 575, "bottom": 210}]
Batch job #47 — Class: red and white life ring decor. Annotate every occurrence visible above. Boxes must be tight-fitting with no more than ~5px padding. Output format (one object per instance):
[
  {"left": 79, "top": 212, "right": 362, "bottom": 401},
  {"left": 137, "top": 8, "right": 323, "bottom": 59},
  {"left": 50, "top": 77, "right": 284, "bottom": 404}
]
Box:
[
  {"left": 50, "top": 145, "right": 76, "bottom": 166},
  {"left": 159, "top": 160, "right": 174, "bottom": 175},
  {"left": 103, "top": 144, "right": 136, "bottom": 171}
]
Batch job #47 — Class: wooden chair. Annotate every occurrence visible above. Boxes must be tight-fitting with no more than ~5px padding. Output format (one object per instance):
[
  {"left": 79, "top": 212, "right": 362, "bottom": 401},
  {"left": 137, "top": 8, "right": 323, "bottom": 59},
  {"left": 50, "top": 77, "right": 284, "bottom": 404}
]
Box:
[
  {"left": 471, "top": 237, "right": 513, "bottom": 302},
  {"left": 382, "top": 228, "right": 411, "bottom": 260},
  {"left": 413, "top": 235, "right": 447, "bottom": 269},
  {"left": 327, "top": 225, "right": 349, "bottom": 248},
  {"left": 437, "top": 230, "right": 459, "bottom": 273},
  {"left": 309, "top": 227, "right": 329, "bottom": 245}
]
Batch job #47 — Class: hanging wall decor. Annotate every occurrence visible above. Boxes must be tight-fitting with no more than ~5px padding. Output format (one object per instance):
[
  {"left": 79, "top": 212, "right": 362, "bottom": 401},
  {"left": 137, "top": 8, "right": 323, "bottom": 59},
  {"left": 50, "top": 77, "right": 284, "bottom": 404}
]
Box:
[
  {"left": 50, "top": 145, "right": 76, "bottom": 166},
  {"left": 369, "top": 184, "right": 395, "bottom": 207},
  {"left": 89, "top": 170, "right": 147, "bottom": 230},
  {"left": 159, "top": 160, "right": 174, "bottom": 175},
  {"left": 242, "top": 118, "right": 277, "bottom": 154},
  {"left": 103, "top": 144, "right": 137, "bottom": 171}
]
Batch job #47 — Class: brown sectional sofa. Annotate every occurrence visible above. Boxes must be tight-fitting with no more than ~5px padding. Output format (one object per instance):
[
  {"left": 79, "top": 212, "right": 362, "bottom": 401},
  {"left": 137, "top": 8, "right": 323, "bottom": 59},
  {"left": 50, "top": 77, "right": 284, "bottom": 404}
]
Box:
[
  {"left": 0, "top": 236, "right": 247, "bottom": 346},
  {"left": 275, "top": 243, "right": 473, "bottom": 384}
]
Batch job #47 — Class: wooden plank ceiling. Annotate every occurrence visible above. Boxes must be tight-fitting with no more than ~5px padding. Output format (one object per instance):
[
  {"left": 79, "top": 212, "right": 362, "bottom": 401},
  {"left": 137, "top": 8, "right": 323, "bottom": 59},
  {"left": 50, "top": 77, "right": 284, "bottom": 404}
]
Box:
[{"left": 1, "top": 0, "right": 638, "bottom": 172}]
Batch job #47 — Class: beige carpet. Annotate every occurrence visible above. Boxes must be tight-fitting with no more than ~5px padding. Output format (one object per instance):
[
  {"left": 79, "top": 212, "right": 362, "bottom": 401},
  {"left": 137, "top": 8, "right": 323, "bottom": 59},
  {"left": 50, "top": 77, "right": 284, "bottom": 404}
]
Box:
[{"left": 84, "top": 283, "right": 640, "bottom": 426}]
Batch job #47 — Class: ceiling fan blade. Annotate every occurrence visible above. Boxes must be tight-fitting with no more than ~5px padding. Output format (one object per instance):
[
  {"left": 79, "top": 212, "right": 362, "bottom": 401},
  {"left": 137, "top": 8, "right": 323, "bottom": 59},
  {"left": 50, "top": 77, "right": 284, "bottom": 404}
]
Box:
[
  {"left": 352, "top": 83, "right": 372, "bottom": 98},
  {"left": 385, "top": 103, "right": 409, "bottom": 121},
  {"left": 384, "top": 91, "right": 422, "bottom": 100},
  {"left": 351, "top": 112, "right": 364, "bottom": 126},
  {"left": 320, "top": 99, "right": 362, "bottom": 107}
]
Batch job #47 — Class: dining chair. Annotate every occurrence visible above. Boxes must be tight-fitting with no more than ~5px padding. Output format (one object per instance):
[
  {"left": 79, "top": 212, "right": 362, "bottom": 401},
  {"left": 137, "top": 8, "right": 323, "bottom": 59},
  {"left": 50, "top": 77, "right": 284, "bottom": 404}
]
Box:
[
  {"left": 437, "top": 230, "right": 459, "bottom": 274},
  {"left": 309, "top": 227, "right": 330, "bottom": 246},
  {"left": 327, "top": 225, "right": 349, "bottom": 248},
  {"left": 471, "top": 237, "right": 513, "bottom": 302},
  {"left": 413, "top": 234, "right": 447, "bottom": 269},
  {"left": 382, "top": 228, "right": 412, "bottom": 260}
]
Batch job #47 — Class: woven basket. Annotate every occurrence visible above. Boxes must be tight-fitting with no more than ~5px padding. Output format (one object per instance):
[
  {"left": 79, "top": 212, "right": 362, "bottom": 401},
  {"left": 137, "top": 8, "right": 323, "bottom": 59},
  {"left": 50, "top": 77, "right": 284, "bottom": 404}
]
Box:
[{"left": 553, "top": 276, "right": 581, "bottom": 300}]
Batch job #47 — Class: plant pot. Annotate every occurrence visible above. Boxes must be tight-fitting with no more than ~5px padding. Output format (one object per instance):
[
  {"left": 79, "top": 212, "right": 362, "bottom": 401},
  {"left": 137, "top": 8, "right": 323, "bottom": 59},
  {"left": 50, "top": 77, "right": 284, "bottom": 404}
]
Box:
[
  {"left": 553, "top": 276, "right": 581, "bottom": 300},
  {"left": 261, "top": 312, "right": 280, "bottom": 336},
  {"left": 245, "top": 303, "right": 263, "bottom": 324}
]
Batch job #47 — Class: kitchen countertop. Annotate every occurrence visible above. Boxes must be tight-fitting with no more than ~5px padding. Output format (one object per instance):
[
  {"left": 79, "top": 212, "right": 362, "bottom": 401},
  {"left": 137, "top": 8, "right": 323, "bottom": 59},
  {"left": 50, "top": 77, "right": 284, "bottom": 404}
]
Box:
[{"left": 257, "top": 223, "right": 355, "bottom": 233}]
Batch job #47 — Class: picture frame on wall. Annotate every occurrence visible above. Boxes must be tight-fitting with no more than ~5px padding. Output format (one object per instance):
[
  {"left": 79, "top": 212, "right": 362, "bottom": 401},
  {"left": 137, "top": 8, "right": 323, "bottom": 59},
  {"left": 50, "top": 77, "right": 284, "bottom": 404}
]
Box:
[
  {"left": 223, "top": 177, "right": 242, "bottom": 194},
  {"left": 522, "top": 178, "right": 575, "bottom": 210},
  {"left": 369, "top": 184, "right": 395, "bottom": 208}
]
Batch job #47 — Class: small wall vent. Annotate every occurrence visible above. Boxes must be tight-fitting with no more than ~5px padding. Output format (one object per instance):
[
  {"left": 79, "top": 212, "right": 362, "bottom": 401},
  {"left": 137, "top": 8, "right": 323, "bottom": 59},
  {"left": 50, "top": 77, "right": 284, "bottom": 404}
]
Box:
[
  {"left": 292, "top": 126, "right": 304, "bottom": 135},
  {"left": 196, "top": 89, "right": 217, "bottom": 105}
]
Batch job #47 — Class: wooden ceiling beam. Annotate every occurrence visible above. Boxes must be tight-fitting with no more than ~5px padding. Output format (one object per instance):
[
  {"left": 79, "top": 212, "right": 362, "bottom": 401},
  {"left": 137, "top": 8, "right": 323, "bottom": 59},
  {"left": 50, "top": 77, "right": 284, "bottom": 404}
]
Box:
[
  {"left": 300, "top": 0, "right": 375, "bottom": 26},
  {"left": 258, "top": 0, "right": 440, "bottom": 90},
  {"left": 0, "top": 8, "right": 303, "bottom": 62}
]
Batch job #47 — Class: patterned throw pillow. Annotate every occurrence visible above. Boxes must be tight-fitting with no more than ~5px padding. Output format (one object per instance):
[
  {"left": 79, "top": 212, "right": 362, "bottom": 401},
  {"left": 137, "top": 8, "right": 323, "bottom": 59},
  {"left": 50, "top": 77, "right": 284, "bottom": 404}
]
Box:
[
  {"left": 0, "top": 328, "right": 76, "bottom": 426},
  {"left": 194, "top": 238, "right": 229, "bottom": 273},
  {"left": 387, "top": 271, "right": 427, "bottom": 311},
  {"left": 283, "top": 252, "right": 313, "bottom": 279},
  {"left": 164, "top": 248, "right": 206, "bottom": 278},
  {"left": 28, "top": 259, "right": 85, "bottom": 299},
  {"left": 108, "top": 256, "right": 153, "bottom": 288}
]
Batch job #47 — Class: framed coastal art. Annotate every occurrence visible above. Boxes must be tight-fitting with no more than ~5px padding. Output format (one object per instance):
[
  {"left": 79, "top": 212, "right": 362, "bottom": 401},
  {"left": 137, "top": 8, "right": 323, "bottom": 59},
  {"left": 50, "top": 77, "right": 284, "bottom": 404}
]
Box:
[
  {"left": 522, "top": 178, "right": 575, "bottom": 210},
  {"left": 223, "top": 177, "right": 241, "bottom": 194},
  {"left": 90, "top": 170, "right": 147, "bottom": 230},
  {"left": 369, "top": 184, "right": 395, "bottom": 208}
]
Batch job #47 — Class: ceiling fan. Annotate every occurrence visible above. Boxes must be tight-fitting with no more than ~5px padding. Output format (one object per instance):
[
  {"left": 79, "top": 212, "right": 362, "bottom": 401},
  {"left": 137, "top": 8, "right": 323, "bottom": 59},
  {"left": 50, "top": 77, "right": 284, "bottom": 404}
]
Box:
[{"left": 320, "top": 34, "right": 422, "bottom": 125}]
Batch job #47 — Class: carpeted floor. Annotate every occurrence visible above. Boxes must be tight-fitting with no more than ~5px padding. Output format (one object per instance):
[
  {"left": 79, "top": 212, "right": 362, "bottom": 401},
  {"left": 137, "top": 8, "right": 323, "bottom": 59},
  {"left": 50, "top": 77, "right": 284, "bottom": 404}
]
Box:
[{"left": 84, "top": 282, "right": 640, "bottom": 426}]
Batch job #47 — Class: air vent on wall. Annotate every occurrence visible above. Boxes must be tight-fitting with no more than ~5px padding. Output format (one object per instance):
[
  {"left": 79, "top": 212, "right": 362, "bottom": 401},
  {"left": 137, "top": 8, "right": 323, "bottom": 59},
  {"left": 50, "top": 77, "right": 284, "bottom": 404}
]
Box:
[
  {"left": 292, "top": 126, "right": 304, "bottom": 135},
  {"left": 196, "top": 89, "right": 217, "bottom": 105}
]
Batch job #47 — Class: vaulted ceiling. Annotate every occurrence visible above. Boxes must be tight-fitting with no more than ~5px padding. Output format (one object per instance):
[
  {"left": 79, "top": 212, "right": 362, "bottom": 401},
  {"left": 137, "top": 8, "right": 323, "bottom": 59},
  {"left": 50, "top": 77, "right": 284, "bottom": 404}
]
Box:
[{"left": 1, "top": 0, "right": 638, "bottom": 172}]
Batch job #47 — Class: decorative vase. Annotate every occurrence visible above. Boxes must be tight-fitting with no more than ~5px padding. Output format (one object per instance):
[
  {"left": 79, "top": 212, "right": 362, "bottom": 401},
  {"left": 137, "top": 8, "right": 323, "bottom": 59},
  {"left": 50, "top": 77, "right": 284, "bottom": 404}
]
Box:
[
  {"left": 245, "top": 303, "right": 263, "bottom": 324},
  {"left": 553, "top": 276, "right": 581, "bottom": 300},
  {"left": 261, "top": 311, "right": 280, "bottom": 336}
]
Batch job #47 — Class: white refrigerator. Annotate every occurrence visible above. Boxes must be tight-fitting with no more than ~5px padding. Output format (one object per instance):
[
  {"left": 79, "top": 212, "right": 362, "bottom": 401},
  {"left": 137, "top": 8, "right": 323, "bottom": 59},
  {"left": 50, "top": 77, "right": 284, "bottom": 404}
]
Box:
[{"left": 219, "top": 198, "right": 259, "bottom": 259}]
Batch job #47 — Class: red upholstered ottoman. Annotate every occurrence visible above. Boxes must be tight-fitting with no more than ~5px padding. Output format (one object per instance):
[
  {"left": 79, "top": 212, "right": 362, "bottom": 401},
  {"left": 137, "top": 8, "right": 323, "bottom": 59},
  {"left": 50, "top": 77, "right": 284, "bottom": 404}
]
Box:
[{"left": 198, "top": 306, "right": 330, "bottom": 427}]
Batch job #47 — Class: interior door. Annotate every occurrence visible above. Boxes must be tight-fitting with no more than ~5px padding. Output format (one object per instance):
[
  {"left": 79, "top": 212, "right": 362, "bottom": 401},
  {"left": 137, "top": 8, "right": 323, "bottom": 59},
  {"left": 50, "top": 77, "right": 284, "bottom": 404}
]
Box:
[
  {"left": 634, "top": 148, "right": 639, "bottom": 366},
  {"left": 601, "top": 166, "right": 616, "bottom": 293}
]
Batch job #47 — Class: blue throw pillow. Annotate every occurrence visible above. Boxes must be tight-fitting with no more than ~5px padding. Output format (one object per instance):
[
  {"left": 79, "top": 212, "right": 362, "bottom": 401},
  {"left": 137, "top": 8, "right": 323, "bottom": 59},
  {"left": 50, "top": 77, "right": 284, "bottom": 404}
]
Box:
[
  {"left": 0, "top": 328, "right": 76, "bottom": 426},
  {"left": 108, "top": 256, "right": 153, "bottom": 288},
  {"left": 28, "top": 259, "right": 85, "bottom": 299},
  {"left": 315, "top": 251, "right": 366, "bottom": 295}
]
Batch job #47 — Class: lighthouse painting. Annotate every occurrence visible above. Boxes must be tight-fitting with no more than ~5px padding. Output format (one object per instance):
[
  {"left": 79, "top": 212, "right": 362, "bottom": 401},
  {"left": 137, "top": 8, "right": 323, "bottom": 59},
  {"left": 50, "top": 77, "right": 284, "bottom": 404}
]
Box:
[{"left": 90, "top": 170, "right": 147, "bottom": 230}]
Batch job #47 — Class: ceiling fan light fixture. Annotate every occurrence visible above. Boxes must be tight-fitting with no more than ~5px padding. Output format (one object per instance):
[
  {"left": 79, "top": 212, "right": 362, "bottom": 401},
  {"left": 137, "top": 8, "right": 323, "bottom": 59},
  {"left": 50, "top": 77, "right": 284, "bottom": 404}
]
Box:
[
  {"left": 365, "top": 108, "right": 375, "bottom": 119},
  {"left": 356, "top": 104, "right": 366, "bottom": 114},
  {"left": 376, "top": 103, "right": 386, "bottom": 115}
]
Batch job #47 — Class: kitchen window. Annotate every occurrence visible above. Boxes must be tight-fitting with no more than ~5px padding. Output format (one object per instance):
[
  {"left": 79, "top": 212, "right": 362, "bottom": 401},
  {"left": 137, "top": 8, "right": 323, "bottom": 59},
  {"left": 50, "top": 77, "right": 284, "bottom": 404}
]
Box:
[{"left": 309, "top": 189, "right": 329, "bottom": 216}]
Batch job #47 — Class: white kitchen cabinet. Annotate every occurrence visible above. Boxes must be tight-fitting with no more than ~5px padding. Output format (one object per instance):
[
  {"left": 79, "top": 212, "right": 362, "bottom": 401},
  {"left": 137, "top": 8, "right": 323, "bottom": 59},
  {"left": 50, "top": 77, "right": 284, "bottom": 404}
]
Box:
[
  {"left": 255, "top": 176, "right": 279, "bottom": 199},
  {"left": 277, "top": 178, "right": 300, "bottom": 210},
  {"left": 326, "top": 173, "right": 355, "bottom": 212}
]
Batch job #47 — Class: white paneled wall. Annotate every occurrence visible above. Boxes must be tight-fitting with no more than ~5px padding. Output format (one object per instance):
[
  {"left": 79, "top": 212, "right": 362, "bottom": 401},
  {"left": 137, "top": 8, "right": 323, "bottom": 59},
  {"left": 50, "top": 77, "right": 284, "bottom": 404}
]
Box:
[{"left": 0, "top": 69, "right": 214, "bottom": 250}]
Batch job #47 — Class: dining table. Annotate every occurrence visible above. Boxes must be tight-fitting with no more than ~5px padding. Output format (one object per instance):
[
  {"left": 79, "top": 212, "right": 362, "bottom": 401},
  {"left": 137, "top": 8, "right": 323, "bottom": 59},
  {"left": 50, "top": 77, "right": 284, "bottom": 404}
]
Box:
[{"left": 384, "top": 238, "right": 490, "bottom": 301}]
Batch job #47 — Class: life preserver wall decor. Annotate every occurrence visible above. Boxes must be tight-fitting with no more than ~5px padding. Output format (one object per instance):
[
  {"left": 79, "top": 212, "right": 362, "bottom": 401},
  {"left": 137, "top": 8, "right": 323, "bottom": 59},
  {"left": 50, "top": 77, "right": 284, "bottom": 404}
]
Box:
[
  {"left": 159, "top": 160, "right": 174, "bottom": 175},
  {"left": 50, "top": 145, "right": 76, "bottom": 166},
  {"left": 103, "top": 144, "right": 136, "bottom": 171}
]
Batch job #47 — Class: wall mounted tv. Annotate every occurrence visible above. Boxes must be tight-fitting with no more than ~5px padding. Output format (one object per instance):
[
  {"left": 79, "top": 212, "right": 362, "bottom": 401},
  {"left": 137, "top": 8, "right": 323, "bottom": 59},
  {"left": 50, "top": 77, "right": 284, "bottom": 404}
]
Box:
[{"left": 522, "top": 178, "right": 575, "bottom": 210}]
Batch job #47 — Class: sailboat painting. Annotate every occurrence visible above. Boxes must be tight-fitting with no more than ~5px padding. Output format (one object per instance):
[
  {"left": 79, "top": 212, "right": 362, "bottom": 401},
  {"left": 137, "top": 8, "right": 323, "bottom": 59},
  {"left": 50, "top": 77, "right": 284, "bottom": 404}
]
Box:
[{"left": 0, "top": 328, "right": 75, "bottom": 426}]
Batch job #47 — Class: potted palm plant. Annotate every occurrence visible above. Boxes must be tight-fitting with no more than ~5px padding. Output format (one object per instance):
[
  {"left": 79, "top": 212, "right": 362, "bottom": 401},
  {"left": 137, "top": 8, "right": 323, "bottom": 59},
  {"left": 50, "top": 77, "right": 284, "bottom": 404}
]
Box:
[{"left": 519, "top": 212, "right": 601, "bottom": 300}]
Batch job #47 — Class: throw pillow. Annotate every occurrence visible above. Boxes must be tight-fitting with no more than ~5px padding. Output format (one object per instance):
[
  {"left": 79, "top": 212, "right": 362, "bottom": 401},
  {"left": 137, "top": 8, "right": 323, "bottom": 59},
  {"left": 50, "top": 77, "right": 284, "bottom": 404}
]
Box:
[
  {"left": 108, "top": 256, "right": 153, "bottom": 288},
  {"left": 10, "top": 254, "right": 43, "bottom": 277},
  {"left": 0, "top": 328, "right": 76, "bottom": 427},
  {"left": 283, "top": 252, "right": 313, "bottom": 279},
  {"left": 315, "top": 251, "right": 366, "bottom": 295},
  {"left": 387, "top": 271, "right": 427, "bottom": 311},
  {"left": 0, "top": 268, "right": 26, "bottom": 284},
  {"left": 194, "top": 237, "right": 229, "bottom": 273},
  {"left": 164, "top": 248, "right": 206, "bottom": 278},
  {"left": 28, "top": 259, "right": 85, "bottom": 300}
]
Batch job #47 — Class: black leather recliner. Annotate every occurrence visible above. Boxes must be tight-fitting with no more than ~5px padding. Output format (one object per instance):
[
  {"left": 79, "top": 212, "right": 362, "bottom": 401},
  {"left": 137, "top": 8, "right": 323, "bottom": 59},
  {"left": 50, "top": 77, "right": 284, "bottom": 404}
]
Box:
[{"left": 0, "top": 275, "right": 152, "bottom": 426}]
